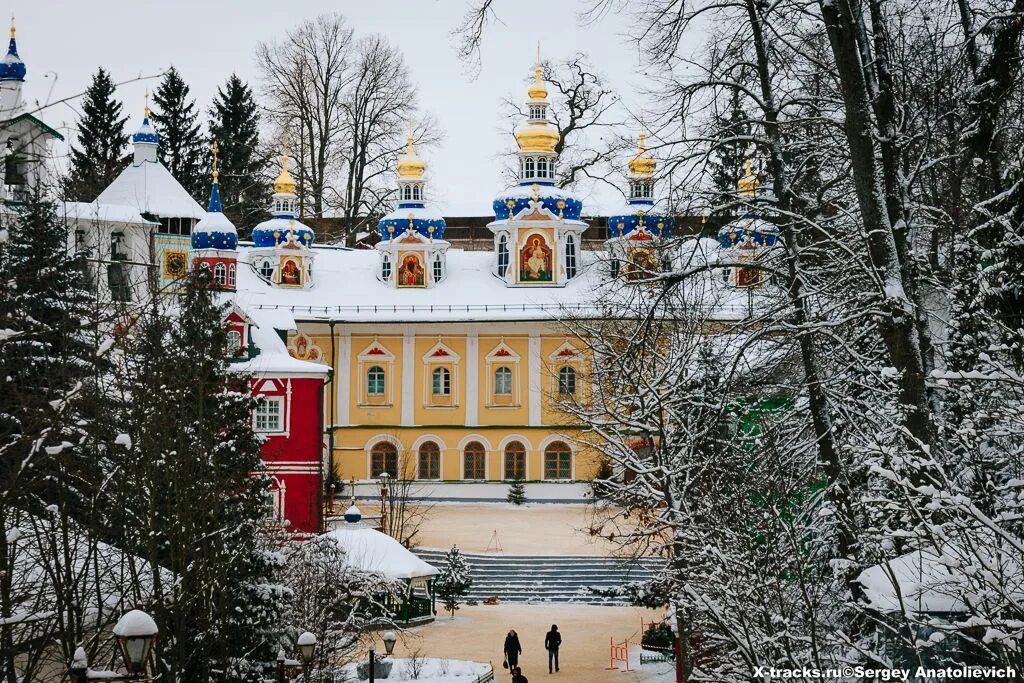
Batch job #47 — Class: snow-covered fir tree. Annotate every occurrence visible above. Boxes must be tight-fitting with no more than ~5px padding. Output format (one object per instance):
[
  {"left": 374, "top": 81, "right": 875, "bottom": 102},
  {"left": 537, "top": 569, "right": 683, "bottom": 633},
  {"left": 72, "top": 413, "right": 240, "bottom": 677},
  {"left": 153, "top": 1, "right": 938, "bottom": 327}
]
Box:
[
  {"left": 152, "top": 67, "right": 205, "bottom": 201},
  {"left": 434, "top": 545, "right": 472, "bottom": 618},
  {"left": 63, "top": 67, "right": 129, "bottom": 201},
  {"left": 207, "top": 74, "right": 269, "bottom": 233},
  {"left": 506, "top": 477, "right": 526, "bottom": 506}
]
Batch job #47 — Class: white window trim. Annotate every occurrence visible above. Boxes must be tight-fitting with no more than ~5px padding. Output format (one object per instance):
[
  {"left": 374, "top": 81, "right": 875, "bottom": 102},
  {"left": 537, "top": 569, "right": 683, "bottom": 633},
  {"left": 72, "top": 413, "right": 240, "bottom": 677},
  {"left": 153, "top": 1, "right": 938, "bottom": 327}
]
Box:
[
  {"left": 422, "top": 341, "right": 461, "bottom": 408},
  {"left": 254, "top": 395, "right": 286, "bottom": 434},
  {"left": 357, "top": 340, "right": 396, "bottom": 407},
  {"left": 484, "top": 340, "right": 522, "bottom": 407}
]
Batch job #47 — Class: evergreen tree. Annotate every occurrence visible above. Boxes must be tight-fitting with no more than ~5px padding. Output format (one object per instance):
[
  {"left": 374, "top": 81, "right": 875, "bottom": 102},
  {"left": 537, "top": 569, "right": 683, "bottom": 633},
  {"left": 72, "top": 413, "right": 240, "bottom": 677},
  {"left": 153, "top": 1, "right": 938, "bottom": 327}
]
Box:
[
  {"left": 208, "top": 74, "right": 270, "bottom": 233},
  {"left": 63, "top": 68, "right": 129, "bottom": 201},
  {"left": 707, "top": 87, "right": 751, "bottom": 216},
  {"left": 151, "top": 67, "right": 205, "bottom": 200},
  {"left": 114, "top": 269, "right": 283, "bottom": 681},
  {"left": 434, "top": 545, "right": 472, "bottom": 618},
  {"left": 506, "top": 476, "right": 526, "bottom": 506}
]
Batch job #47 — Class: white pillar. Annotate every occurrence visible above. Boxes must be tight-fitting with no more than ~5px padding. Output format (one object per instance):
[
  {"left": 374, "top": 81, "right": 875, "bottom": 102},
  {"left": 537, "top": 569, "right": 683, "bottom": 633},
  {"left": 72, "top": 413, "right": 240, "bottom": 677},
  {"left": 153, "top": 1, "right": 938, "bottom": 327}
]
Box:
[
  {"left": 528, "top": 333, "right": 541, "bottom": 426},
  {"left": 336, "top": 331, "right": 351, "bottom": 426},
  {"left": 402, "top": 331, "right": 415, "bottom": 426},
  {"left": 466, "top": 332, "right": 479, "bottom": 426}
]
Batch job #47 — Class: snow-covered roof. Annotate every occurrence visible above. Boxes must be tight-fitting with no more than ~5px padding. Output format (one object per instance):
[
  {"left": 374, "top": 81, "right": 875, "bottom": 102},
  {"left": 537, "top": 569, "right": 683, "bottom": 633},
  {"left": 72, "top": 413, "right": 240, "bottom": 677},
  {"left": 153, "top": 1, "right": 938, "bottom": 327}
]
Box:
[
  {"left": 324, "top": 525, "right": 439, "bottom": 580},
  {"left": 856, "top": 546, "right": 1024, "bottom": 614},
  {"left": 380, "top": 205, "right": 445, "bottom": 222},
  {"left": 229, "top": 309, "right": 328, "bottom": 377},
  {"left": 60, "top": 201, "right": 158, "bottom": 226},
  {"left": 96, "top": 160, "right": 206, "bottom": 220},
  {"left": 233, "top": 239, "right": 763, "bottom": 323}
]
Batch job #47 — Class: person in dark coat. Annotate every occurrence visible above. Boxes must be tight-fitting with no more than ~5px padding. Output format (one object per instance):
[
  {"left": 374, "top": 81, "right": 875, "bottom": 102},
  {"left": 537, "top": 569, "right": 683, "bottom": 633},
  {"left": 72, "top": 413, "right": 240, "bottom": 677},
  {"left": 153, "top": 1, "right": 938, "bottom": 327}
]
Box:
[
  {"left": 504, "top": 629, "right": 523, "bottom": 669},
  {"left": 511, "top": 666, "right": 528, "bottom": 683},
  {"left": 544, "top": 624, "right": 562, "bottom": 673}
]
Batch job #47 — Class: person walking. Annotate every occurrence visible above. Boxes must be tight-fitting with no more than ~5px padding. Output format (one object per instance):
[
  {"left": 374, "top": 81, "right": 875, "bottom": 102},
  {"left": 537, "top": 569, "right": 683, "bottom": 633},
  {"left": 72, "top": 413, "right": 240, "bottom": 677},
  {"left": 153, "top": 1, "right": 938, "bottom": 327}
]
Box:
[
  {"left": 504, "top": 629, "right": 523, "bottom": 670},
  {"left": 544, "top": 624, "right": 562, "bottom": 673},
  {"left": 512, "top": 666, "right": 529, "bottom": 683}
]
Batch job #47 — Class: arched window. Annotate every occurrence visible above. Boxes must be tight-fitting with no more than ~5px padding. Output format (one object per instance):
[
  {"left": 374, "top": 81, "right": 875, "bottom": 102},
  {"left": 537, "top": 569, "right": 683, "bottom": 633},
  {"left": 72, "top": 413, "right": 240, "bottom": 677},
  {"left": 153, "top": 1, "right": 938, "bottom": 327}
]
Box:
[
  {"left": 558, "top": 366, "right": 577, "bottom": 396},
  {"left": 497, "top": 235, "right": 510, "bottom": 277},
  {"left": 381, "top": 254, "right": 391, "bottom": 281},
  {"left": 432, "top": 367, "right": 451, "bottom": 396},
  {"left": 463, "top": 441, "right": 486, "bottom": 479},
  {"left": 494, "top": 366, "right": 513, "bottom": 395},
  {"left": 370, "top": 441, "right": 399, "bottom": 478},
  {"left": 530, "top": 105, "right": 545, "bottom": 120},
  {"left": 432, "top": 255, "right": 443, "bottom": 283},
  {"left": 214, "top": 263, "right": 227, "bottom": 286},
  {"left": 537, "top": 158, "right": 548, "bottom": 178},
  {"left": 544, "top": 441, "right": 572, "bottom": 480},
  {"left": 228, "top": 264, "right": 236, "bottom": 287},
  {"left": 412, "top": 185, "right": 422, "bottom": 201},
  {"left": 418, "top": 441, "right": 441, "bottom": 480},
  {"left": 565, "top": 235, "right": 577, "bottom": 279},
  {"left": 259, "top": 259, "right": 274, "bottom": 280},
  {"left": 367, "top": 366, "right": 386, "bottom": 396},
  {"left": 504, "top": 441, "right": 526, "bottom": 480},
  {"left": 227, "top": 330, "right": 242, "bottom": 354},
  {"left": 548, "top": 159, "right": 556, "bottom": 179},
  {"left": 524, "top": 157, "right": 535, "bottom": 178}
]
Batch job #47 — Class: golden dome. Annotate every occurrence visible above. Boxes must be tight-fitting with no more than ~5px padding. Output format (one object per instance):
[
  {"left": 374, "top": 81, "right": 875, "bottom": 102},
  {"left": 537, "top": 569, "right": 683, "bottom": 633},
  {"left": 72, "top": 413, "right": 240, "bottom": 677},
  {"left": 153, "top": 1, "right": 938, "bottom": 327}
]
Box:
[
  {"left": 628, "top": 131, "right": 657, "bottom": 176},
  {"left": 274, "top": 153, "right": 297, "bottom": 195},
  {"left": 396, "top": 135, "right": 426, "bottom": 179},
  {"left": 527, "top": 65, "right": 548, "bottom": 101},
  {"left": 738, "top": 158, "right": 760, "bottom": 197},
  {"left": 515, "top": 123, "right": 559, "bottom": 154}
]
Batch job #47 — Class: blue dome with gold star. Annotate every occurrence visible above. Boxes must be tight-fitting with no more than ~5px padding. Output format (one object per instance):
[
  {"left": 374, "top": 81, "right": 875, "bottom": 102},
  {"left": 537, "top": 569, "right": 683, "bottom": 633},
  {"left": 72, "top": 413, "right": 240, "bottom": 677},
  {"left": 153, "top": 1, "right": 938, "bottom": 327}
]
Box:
[
  {"left": 191, "top": 170, "right": 238, "bottom": 250},
  {"left": 608, "top": 200, "right": 674, "bottom": 239},
  {"left": 492, "top": 183, "right": 583, "bottom": 222},
  {"left": 0, "top": 21, "right": 25, "bottom": 82},
  {"left": 252, "top": 218, "right": 315, "bottom": 248},
  {"left": 717, "top": 215, "right": 778, "bottom": 249}
]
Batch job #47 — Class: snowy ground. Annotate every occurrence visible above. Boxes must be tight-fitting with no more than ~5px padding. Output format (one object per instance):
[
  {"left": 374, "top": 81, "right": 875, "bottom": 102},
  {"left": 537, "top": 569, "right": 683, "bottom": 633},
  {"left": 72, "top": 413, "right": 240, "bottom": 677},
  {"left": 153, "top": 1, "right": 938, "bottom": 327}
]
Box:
[
  {"left": 379, "top": 604, "right": 667, "bottom": 682},
  {"left": 338, "top": 657, "right": 490, "bottom": 682},
  {"left": 406, "top": 503, "right": 649, "bottom": 557}
]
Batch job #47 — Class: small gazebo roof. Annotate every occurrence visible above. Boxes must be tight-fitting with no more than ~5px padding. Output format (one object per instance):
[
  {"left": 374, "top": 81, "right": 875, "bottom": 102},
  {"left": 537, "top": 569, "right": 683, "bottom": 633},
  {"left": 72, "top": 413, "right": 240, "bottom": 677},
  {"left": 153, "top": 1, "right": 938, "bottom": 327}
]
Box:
[{"left": 324, "top": 519, "right": 438, "bottom": 581}]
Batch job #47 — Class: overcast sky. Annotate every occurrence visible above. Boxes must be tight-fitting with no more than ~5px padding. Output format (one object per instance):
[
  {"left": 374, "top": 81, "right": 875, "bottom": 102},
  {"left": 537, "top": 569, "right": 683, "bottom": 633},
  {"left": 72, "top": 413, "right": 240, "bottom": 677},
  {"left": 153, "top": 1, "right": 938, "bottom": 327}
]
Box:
[{"left": 18, "top": 0, "right": 657, "bottom": 216}]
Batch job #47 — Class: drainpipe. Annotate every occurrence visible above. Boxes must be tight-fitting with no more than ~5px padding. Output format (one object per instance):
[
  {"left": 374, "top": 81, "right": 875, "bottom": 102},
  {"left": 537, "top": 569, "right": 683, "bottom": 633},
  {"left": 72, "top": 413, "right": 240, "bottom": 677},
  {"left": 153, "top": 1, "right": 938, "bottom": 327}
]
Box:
[{"left": 327, "top": 320, "right": 337, "bottom": 516}]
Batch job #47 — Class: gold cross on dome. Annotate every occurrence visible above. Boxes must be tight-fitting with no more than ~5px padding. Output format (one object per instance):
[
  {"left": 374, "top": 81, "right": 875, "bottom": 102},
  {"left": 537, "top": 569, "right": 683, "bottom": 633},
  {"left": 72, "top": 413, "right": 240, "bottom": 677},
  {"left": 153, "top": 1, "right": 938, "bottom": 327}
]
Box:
[{"left": 211, "top": 140, "right": 219, "bottom": 182}]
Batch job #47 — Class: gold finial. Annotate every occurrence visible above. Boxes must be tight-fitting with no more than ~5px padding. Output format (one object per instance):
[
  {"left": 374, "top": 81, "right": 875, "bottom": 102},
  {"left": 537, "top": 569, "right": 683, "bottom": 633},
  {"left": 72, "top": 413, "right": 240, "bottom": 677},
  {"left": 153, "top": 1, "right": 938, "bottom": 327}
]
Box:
[
  {"left": 211, "top": 140, "right": 219, "bottom": 183},
  {"left": 143, "top": 89, "right": 150, "bottom": 119},
  {"left": 537, "top": 40, "right": 541, "bottom": 66},
  {"left": 273, "top": 150, "right": 297, "bottom": 194},
  {"left": 527, "top": 44, "right": 548, "bottom": 101},
  {"left": 406, "top": 133, "right": 415, "bottom": 156},
  {"left": 396, "top": 133, "right": 426, "bottom": 179},
  {"left": 9, "top": 15, "right": 14, "bottom": 40},
  {"left": 628, "top": 130, "right": 656, "bottom": 176},
  {"left": 738, "top": 157, "right": 760, "bottom": 198}
]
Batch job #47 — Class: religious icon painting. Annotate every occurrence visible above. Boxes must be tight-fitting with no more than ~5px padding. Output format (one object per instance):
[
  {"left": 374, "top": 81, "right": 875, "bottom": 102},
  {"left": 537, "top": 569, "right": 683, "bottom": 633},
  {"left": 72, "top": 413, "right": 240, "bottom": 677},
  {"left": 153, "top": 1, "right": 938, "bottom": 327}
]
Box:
[
  {"left": 162, "top": 249, "right": 188, "bottom": 279},
  {"left": 279, "top": 256, "right": 302, "bottom": 286},
  {"left": 288, "top": 332, "right": 325, "bottom": 363},
  {"left": 624, "top": 246, "right": 657, "bottom": 282},
  {"left": 396, "top": 251, "right": 426, "bottom": 288},
  {"left": 516, "top": 228, "right": 554, "bottom": 284}
]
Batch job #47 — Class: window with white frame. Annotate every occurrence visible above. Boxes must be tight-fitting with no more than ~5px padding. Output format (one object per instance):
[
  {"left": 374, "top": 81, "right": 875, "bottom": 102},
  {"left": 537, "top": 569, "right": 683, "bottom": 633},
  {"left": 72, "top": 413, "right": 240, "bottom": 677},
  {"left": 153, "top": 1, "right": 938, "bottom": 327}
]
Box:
[
  {"left": 254, "top": 397, "right": 283, "bottom": 432},
  {"left": 433, "top": 255, "right": 443, "bottom": 283},
  {"left": 494, "top": 366, "right": 513, "bottom": 395},
  {"left": 432, "top": 367, "right": 451, "bottom": 396},
  {"left": 537, "top": 158, "right": 548, "bottom": 178},
  {"left": 524, "top": 157, "right": 535, "bottom": 178},
  {"left": 558, "top": 366, "right": 577, "bottom": 396},
  {"left": 367, "top": 365, "right": 386, "bottom": 396},
  {"left": 227, "top": 330, "right": 242, "bottom": 355},
  {"left": 228, "top": 264, "right": 236, "bottom": 287},
  {"left": 381, "top": 254, "right": 391, "bottom": 281},
  {"left": 258, "top": 259, "right": 274, "bottom": 280},
  {"left": 497, "top": 235, "right": 510, "bottom": 277},
  {"left": 214, "top": 263, "right": 227, "bottom": 286},
  {"left": 565, "top": 235, "right": 577, "bottom": 279}
]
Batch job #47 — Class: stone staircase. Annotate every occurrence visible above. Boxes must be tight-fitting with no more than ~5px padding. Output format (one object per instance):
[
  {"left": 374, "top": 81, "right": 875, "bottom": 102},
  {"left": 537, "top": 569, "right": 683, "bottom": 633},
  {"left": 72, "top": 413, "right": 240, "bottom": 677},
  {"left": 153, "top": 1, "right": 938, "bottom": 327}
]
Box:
[{"left": 414, "top": 548, "right": 663, "bottom": 605}]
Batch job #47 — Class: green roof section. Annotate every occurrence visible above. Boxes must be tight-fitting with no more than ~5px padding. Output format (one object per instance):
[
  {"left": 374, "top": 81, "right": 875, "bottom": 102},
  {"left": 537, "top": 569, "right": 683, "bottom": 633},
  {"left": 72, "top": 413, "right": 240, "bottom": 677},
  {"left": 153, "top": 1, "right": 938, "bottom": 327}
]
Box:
[{"left": 0, "top": 112, "right": 64, "bottom": 141}]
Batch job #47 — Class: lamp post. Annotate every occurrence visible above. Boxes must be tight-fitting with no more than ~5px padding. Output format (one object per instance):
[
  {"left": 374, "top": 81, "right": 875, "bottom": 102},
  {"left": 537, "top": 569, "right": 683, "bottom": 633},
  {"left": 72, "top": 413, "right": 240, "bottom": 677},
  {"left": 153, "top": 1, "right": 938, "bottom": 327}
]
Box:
[
  {"left": 367, "top": 630, "right": 397, "bottom": 683},
  {"left": 378, "top": 471, "right": 391, "bottom": 535},
  {"left": 276, "top": 632, "right": 316, "bottom": 683},
  {"left": 70, "top": 609, "right": 158, "bottom": 682}
]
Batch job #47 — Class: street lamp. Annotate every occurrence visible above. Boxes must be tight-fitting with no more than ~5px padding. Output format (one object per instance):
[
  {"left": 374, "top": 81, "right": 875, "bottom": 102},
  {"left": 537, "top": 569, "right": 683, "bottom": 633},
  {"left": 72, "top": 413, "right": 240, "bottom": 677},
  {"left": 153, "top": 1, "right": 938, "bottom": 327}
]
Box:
[
  {"left": 378, "top": 471, "right": 391, "bottom": 534},
  {"left": 298, "top": 631, "right": 317, "bottom": 680},
  {"left": 367, "top": 630, "right": 398, "bottom": 683},
  {"left": 70, "top": 609, "right": 158, "bottom": 682}
]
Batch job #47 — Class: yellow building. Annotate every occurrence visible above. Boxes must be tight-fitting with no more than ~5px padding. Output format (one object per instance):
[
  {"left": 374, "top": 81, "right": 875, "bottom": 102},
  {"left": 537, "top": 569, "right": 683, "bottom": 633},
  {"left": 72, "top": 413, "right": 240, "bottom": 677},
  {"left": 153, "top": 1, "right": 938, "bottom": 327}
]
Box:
[{"left": 232, "top": 58, "right": 724, "bottom": 490}]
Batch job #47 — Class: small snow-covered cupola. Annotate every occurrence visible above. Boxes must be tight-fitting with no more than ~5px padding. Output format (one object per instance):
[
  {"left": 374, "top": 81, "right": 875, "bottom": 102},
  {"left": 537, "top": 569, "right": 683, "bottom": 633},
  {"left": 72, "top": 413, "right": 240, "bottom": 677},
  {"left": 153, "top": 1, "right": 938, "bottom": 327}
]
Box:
[
  {"left": 606, "top": 131, "right": 674, "bottom": 281},
  {"left": 191, "top": 142, "right": 238, "bottom": 290},
  {"left": 488, "top": 51, "right": 588, "bottom": 288},
  {"left": 249, "top": 153, "right": 316, "bottom": 289},
  {"left": 717, "top": 159, "right": 779, "bottom": 288},
  {"left": 375, "top": 135, "right": 448, "bottom": 289}
]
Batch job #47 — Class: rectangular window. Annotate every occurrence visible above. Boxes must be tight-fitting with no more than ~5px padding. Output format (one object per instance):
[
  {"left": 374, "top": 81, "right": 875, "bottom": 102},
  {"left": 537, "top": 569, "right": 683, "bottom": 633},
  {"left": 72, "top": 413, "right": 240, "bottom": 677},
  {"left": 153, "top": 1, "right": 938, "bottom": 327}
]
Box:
[
  {"left": 432, "top": 367, "right": 451, "bottom": 396},
  {"left": 254, "top": 397, "right": 283, "bottom": 432}
]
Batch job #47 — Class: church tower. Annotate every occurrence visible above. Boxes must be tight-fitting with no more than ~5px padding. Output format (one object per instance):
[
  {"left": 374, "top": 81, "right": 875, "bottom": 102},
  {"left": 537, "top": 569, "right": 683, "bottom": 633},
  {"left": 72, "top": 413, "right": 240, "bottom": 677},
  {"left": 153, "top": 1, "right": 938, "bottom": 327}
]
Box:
[
  {"left": 717, "top": 159, "right": 779, "bottom": 287},
  {"left": 488, "top": 51, "right": 587, "bottom": 287},
  {"left": 606, "top": 131, "right": 674, "bottom": 280},
  {"left": 375, "top": 135, "right": 448, "bottom": 288},
  {"left": 249, "top": 153, "right": 316, "bottom": 288},
  {"left": 0, "top": 18, "right": 25, "bottom": 118},
  {"left": 191, "top": 142, "right": 239, "bottom": 290}
]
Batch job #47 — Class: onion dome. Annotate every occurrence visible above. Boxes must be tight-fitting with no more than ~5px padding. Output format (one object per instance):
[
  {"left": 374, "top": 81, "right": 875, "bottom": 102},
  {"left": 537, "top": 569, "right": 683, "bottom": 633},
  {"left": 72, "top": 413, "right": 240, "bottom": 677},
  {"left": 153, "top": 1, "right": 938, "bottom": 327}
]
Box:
[
  {"left": 515, "top": 64, "right": 559, "bottom": 155},
  {"left": 717, "top": 159, "right": 777, "bottom": 248},
  {"left": 608, "top": 132, "right": 674, "bottom": 239},
  {"left": 191, "top": 142, "right": 238, "bottom": 250},
  {"left": 343, "top": 504, "right": 362, "bottom": 524},
  {"left": 492, "top": 183, "right": 582, "bottom": 222},
  {"left": 131, "top": 92, "right": 159, "bottom": 145},
  {"left": 252, "top": 153, "right": 315, "bottom": 248},
  {"left": 0, "top": 19, "right": 25, "bottom": 82},
  {"left": 377, "top": 135, "right": 446, "bottom": 241}
]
